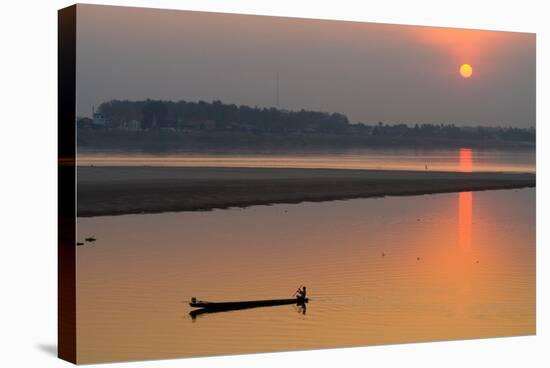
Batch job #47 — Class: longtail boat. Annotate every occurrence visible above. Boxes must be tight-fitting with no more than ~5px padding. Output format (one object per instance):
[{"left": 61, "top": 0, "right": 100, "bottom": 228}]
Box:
[
  {"left": 189, "top": 292, "right": 308, "bottom": 318},
  {"left": 190, "top": 297, "right": 308, "bottom": 311}
]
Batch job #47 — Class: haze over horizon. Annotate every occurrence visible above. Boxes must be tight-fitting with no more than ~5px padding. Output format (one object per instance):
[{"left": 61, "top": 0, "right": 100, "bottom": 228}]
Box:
[{"left": 76, "top": 5, "right": 536, "bottom": 128}]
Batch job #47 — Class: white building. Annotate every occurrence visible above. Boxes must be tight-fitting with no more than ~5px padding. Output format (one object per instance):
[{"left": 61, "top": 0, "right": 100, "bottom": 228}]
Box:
[
  {"left": 92, "top": 112, "right": 108, "bottom": 127},
  {"left": 120, "top": 120, "right": 141, "bottom": 131}
]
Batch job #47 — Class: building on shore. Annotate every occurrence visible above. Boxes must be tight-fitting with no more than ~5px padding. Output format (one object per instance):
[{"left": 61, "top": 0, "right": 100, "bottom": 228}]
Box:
[{"left": 92, "top": 111, "right": 108, "bottom": 127}]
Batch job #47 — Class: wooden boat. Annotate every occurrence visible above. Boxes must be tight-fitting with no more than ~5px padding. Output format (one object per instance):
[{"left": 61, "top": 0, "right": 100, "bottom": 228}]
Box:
[
  {"left": 190, "top": 297, "right": 308, "bottom": 311},
  {"left": 189, "top": 286, "right": 309, "bottom": 319},
  {"left": 189, "top": 297, "right": 308, "bottom": 319},
  {"left": 189, "top": 296, "right": 308, "bottom": 319}
]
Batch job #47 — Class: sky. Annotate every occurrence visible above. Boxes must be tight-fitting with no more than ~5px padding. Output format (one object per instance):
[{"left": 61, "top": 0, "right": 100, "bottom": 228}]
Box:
[{"left": 76, "top": 4, "right": 536, "bottom": 128}]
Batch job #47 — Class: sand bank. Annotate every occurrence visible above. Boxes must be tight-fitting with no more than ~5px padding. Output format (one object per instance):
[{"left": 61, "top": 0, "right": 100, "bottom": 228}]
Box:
[{"left": 77, "top": 166, "right": 535, "bottom": 217}]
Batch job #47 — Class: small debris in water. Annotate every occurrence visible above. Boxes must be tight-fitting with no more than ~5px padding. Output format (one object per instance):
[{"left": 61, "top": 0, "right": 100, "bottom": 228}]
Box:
[
  {"left": 382, "top": 252, "right": 385, "bottom": 257},
  {"left": 76, "top": 242, "right": 84, "bottom": 246},
  {"left": 417, "top": 257, "right": 420, "bottom": 261},
  {"left": 85, "top": 237, "right": 96, "bottom": 242}
]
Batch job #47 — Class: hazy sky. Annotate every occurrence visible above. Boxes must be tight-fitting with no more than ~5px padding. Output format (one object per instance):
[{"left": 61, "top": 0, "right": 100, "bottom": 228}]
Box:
[{"left": 76, "top": 5, "right": 535, "bottom": 127}]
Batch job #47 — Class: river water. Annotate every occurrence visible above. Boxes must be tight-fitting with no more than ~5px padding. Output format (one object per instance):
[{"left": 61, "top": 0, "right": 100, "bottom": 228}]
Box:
[
  {"left": 77, "top": 147, "right": 535, "bottom": 173},
  {"left": 76, "top": 188, "right": 535, "bottom": 363}
]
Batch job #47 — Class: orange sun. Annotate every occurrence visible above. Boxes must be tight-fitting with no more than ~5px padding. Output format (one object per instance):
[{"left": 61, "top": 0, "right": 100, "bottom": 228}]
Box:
[{"left": 459, "top": 63, "right": 473, "bottom": 78}]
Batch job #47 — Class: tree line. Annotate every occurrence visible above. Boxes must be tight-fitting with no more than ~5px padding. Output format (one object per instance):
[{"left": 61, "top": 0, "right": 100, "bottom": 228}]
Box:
[
  {"left": 78, "top": 99, "right": 535, "bottom": 143},
  {"left": 95, "top": 99, "right": 349, "bottom": 134}
]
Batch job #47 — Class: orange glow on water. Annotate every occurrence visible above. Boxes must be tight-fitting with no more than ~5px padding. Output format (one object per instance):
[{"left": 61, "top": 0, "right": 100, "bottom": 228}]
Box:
[
  {"left": 458, "top": 192, "right": 473, "bottom": 253},
  {"left": 77, "top": 149, "right": 536, "bottom": 173},
  {"left": 459, "top": 148, "right": 473, "bottom": 172},
  {"left": 458, "top": 148, "right": 473, "bottom": 253},
  {"left": 76, "top": 188, "right": 535, "bottom": 363}
]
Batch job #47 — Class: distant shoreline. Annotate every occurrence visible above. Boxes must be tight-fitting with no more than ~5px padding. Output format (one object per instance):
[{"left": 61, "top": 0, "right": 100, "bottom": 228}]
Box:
[
  {"left": 77, "top": 129, "right": 535, "bottom": 152},
  {"left": 76, "top": 166, "right": 535, "bottom": 217}
]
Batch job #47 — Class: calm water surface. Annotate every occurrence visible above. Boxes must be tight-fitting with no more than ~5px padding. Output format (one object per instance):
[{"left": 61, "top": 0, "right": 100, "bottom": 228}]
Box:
[
  {"left": 77, "top": 188, "right": 535, "bottom": 363},
  {"left": 77, "top": 147, "right": 535, "bottom": 173}
]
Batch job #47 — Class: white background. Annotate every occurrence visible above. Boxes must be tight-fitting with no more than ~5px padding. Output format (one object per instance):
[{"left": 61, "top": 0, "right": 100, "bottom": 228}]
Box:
[{"left": 0, "top": 0, "right": 547, "bottom": 367}]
